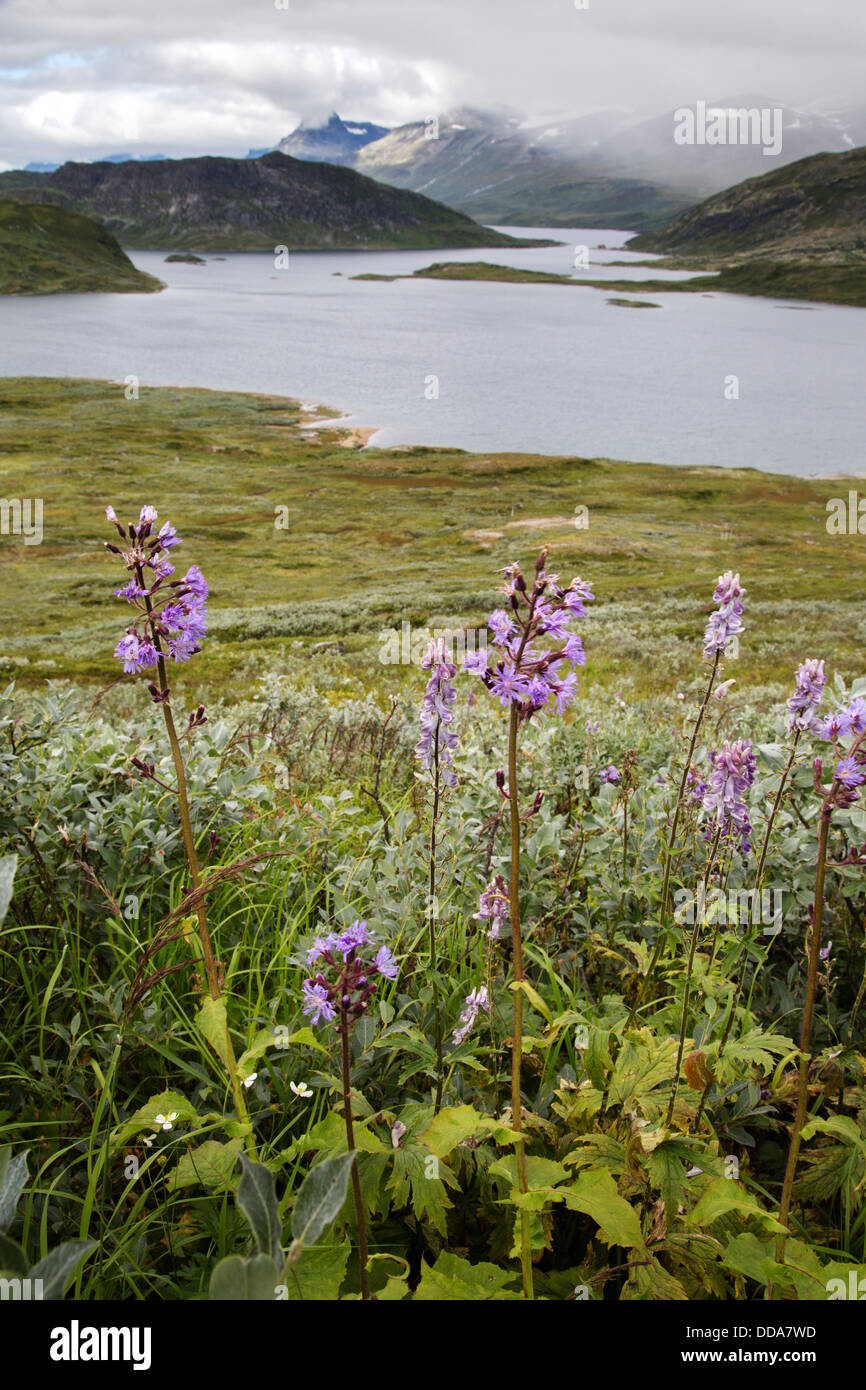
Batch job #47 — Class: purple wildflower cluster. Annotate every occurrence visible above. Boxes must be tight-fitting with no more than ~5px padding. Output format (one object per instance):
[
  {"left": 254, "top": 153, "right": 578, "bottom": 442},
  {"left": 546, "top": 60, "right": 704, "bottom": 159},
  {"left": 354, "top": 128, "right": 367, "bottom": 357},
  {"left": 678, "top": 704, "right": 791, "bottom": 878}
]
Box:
[
  {"left": 786, "top": 659, "right": 826, "bottom": 734},
  {"left": 415, "top": 638, "right": 459, "bottom": 788},
  {"left": 301, "top": 920, "right": 398, "bottom": 1030},
  {"left": 812, "top": 690, "right": 866, "bottom": 797},
  {"left": 702, "top": 738, "right": 757, "bottom": 855},
  {"left": 703, "top": 571, "right": 746, "bottom": 662},
  {"left": 105, "top": 505, "right": 208, "bottom": 676},
  {"left": 685, "top": 768, "right": 708, "bottom": 803},
  {"left": 452, "top": 986, "right": 490, "bottom": 1045},
  {"left": 465, "top": 549, "right": 594, "bottom": 721},
  {"left": 599, "top": 765, "right": 620, "bottom": 784},
  {"left": 476, "top": 874, "right": 509, "bottom": 940}
]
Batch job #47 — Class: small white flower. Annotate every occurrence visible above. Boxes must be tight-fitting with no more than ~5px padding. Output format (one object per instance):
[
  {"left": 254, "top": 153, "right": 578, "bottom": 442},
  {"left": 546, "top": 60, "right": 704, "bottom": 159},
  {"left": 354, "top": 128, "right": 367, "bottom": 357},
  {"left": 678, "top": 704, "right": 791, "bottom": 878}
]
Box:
[
  {"left": 243, "top": 1073, "right": 258, "bottom": 1089},
  {"left": 686, "top": 1165, "right": 703, "bottom": 1177},
  {"left": 154, "top": 1112, "right": 178, "bottom": 1131},
  {"left": 142, "top": 1135, "right": 155, "bottom": 1148},
  {"left": 391, "top": 1120, "right": 407, "bottom": 1148},
  {"left": 290, "top": 1080, "right": 313, "bottom": 1099}
]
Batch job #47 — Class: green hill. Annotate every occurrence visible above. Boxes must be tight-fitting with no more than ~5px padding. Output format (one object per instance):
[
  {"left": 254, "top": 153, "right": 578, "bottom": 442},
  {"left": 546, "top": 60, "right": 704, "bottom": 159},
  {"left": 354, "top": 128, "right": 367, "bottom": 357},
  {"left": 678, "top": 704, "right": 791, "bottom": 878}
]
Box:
[
  {"left": 0, "top": 201, "right": 163, "bottom": 295},
  {"left": 630, "top": 145, "right": 866, "bottom": 261},
  {"left": 0, "top": 152, "right": 554, "bottom": 252}
]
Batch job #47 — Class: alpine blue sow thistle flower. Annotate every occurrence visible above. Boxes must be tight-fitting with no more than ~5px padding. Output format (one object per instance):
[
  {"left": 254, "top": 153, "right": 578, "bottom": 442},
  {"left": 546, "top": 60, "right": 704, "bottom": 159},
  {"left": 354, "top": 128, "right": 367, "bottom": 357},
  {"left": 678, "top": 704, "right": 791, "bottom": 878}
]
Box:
[
  {"left": 464, "top": 546, "right": 594, "bottom": 1301},
  {"left": 103, "top": 504, "right": 256, "bottom": 1157},
  {"left": 301, "top": 920, "right": 396, "bottom": 1302},
  {"left": 105, "top": 505, "right": 208, "bottom": 676}
]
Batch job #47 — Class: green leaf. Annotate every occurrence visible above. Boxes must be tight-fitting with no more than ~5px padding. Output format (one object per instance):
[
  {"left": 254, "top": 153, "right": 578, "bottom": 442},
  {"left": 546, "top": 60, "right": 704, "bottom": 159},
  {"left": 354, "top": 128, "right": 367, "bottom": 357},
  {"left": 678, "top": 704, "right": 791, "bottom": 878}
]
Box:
[
  {"left": 29, "top": 1239, "right": 97, "bottom": 1299},
  {"left": 563, "top": 1168, "right": 648, "bottom": 1252},
  {"left": 209, "top": 1253, "right": 279, "bottom": 1301},
  {"left": 0, "top": 1147, "right": 29, "bottom": 1232},
  {"left": 195, "top": 997, "right": 231, "bottom": 1069},
  {"left": 288, "top": 1109, "right": 386, "bottom": 1159},
  {"left": 489, "top": 1154, "right": 570, "bottom": 1190},
  {"left": 723, "top": 1234, "right": 831, "bottom": 1299},
  {"left": 756, "top": 743, "right": 788, "bottom": 771},
  {"left": 291, "top": 1151, "right": 356, "bottom": 1248},
  {"left": 419, "top": 1105, "right": 519, "bottom": 1159},
  {"left": 646, "top": 1139, "right": 717, "bottom": 1221},
  {"left": 111, "top": 1089, "right": 198, "bottom": 1147},
  {"left": 0, "top": 1233, "right": 27, "bottom": 1276},
  {"left": 236, "top": 1026, "right": 326, "bottom": 1081},
  {"left": 800, "top": 1115, "right": 865, "bottom": 1147},
  {"left": 282, "top": 1239, "right": 349, "bottom": 1300},
  {"left": 413, "top": 1251, "right": 520, "bottom": 1301},
  {"left": 621, "top": 1255, "right": 688, "bottom": 1301},
  {"left": 687, "top": 1179, "right": 786, "bottom": 1231},
  {"left": 584, "top": 1027, "right": 613, "bottom": 1090},
  {"left": 509, "top": 979, "right": 552, "bottom": 1025},
  {"left": 167, "top": 1138, "right": 245, "bottom": 1192},
  {"left": 0, "top": 854, "right": 17, "bottom": 928},
  {"left": 237, "top": 1156, "right": 283, "bottom": 1262},
  {"left": 388, "top": 1142, "right": 457, "bottom": 1236}
]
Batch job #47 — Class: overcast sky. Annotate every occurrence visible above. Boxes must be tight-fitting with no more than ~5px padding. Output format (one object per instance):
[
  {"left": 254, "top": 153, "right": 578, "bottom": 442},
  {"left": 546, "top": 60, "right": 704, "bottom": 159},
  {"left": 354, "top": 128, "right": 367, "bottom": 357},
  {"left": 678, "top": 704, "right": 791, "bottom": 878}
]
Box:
[{"left": 0, "top": 0, "right": 864, "bottom": 168}]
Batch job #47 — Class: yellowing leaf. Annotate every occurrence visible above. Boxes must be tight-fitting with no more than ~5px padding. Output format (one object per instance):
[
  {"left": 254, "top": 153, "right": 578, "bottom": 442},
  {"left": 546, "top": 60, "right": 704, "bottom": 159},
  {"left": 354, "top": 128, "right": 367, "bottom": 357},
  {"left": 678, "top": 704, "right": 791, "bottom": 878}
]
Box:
[{"left": 563, "top": 1168, "right": 647, "bottom": 1252}]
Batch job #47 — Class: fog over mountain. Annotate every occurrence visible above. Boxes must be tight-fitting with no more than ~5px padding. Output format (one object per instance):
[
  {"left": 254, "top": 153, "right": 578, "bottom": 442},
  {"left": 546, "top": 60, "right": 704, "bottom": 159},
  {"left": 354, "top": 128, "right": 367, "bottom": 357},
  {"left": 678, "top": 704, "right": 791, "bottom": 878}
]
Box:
[{"left": 1, "top": 0, "right": 865, "bottom": 170}]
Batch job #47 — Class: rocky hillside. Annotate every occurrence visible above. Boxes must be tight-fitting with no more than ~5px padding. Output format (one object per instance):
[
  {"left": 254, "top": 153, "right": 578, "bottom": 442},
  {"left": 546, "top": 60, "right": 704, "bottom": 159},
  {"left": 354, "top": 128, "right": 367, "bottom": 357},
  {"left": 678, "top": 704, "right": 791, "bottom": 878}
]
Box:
[
  {"left": 0, "top": 201, "right": 162, "bottom": 295},
  {"left": 0, "top": 152, "right": 547, "bottom": 252},
  {"left": 353, "top": 107, "right": 693, "bottom": 231},
  {"left": 629, "top": 146, "right": 866, "bottom": 262}
]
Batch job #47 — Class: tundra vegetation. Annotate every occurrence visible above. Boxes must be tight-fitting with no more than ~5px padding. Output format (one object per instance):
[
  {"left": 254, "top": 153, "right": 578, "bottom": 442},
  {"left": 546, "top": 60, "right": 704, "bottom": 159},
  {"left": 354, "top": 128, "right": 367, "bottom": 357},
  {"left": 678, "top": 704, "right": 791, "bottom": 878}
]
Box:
[{"left": 0, "top": 379, "right": 864, "bottom": 1301}]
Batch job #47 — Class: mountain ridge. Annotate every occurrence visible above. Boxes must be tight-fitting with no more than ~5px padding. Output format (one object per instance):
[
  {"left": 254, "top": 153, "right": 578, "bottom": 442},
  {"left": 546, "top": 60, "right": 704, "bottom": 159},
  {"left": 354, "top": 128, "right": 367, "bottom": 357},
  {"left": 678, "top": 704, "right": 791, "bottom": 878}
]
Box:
[{"left": 0, "top": 151, "right": 553, "bottom": 252}]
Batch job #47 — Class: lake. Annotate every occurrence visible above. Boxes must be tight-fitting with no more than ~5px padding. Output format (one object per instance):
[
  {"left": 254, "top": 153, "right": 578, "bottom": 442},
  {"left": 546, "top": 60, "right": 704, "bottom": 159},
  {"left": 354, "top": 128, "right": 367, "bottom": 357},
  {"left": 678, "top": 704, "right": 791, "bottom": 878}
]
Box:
[{"left": 1, "top": 226, "right": 863, "bottom": 476}]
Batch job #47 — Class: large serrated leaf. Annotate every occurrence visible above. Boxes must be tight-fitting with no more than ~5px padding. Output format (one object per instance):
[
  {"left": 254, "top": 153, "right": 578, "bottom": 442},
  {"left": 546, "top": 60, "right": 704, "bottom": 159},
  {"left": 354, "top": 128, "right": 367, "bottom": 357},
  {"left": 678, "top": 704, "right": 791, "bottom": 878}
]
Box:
[
  {"left": 414, "top": 1251, "right": 519, "bottom": 1301},
  {"left": 291, "top": 1151, "right": 356, "bottom": 1248},
  {"left": 237, "top": 1156, "right": 283, "bottom": 1262},
  {"left": 283, "top": 1238, "right": 350, "bottom": 1300},
  {"left": 110, "top": 1089, "right": 198, "bottom": 1147},
  {"left": 563, "top": 1167, "right": 648, "bottom": 1252},
  {"left": 0, "top": 1147, "right": 29, "bottom": 1232},
  {"left": 419, "top": 1105, "right": 519, "bottom": 1159},
  {"left": 167, "top": 1138, "right": 245, "bottom": 1192}
]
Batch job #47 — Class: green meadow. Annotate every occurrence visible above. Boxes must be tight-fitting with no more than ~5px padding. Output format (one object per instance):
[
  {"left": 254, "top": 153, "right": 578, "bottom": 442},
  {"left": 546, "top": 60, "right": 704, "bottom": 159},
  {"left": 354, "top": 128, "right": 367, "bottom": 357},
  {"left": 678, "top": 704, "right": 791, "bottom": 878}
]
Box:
[{"left": 0, "top": 376, "right": 859, "bottom": 698}]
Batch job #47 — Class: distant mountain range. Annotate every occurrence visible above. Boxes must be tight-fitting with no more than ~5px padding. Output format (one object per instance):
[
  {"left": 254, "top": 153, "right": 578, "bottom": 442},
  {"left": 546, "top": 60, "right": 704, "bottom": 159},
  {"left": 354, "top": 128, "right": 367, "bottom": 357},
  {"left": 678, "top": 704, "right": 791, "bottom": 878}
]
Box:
[
  {"left": 23, "top": 153, "right": 168, "bottom": 173},
  {"left": 258, "top": 98, "right": 866, "bottom": 230},
  {"left": 13, "top": 94, "right": 866, "bottom": 235},
  {"left": 268, "top": 113, "right": 391, "bottom": 165},
  {"left": 0, "top": 151, "right": 552, "bottom": 252}
]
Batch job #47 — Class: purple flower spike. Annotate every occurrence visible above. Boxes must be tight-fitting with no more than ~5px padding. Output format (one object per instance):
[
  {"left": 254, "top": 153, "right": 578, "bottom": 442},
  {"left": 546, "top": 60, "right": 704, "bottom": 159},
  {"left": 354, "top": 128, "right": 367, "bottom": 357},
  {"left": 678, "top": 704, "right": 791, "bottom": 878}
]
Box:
[
  {"left": 416, "top": 638, "right": 459, "bottom": 787},
  {"left": 476, "top": 875, "right": 509, "bottom": 940},
  {"left": 452, "top": 987, "right": 490, "bottom": 1046},
  {"left": 466, "top": 550, "right": 594, "bottom": 725},
  {"left": 703, "top": 570, "right": 745, "bottom": 661},
  {"left": 702, "top": 738, "right": 757, "bottom": 856},
  {"left": 787, "top": 659, "right": 826, "bottom": 734}
]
